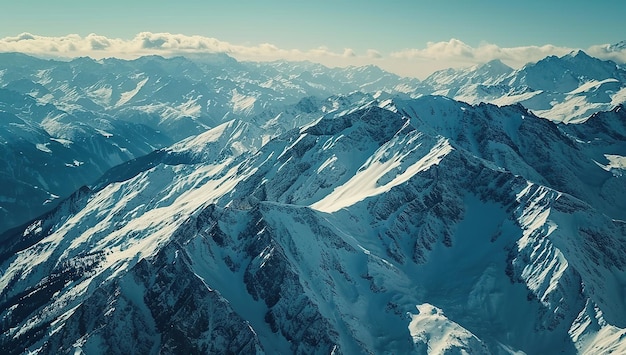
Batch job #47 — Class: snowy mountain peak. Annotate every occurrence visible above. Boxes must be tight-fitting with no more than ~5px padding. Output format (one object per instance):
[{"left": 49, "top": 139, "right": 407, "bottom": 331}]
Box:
[
  {"left": 432, "top": 50, "right": 626, "bottom": 122},
  {"left": 564, "top": 49, "right": 596, "bottom": 62},
  {"left": 608, "top": 40, "right": 626, "bottom": 51},
  {"left": 473, "top": 59, "right": 514, "bottom": 80},
  {"left": 533, "top": 49, "right": 616, "bottom": 75},
  {"left": 481, "top": 58, "right": 512, "bottom": 71},
  {"left": 423, "top": 59, "right": 513, "bottom": 96}
]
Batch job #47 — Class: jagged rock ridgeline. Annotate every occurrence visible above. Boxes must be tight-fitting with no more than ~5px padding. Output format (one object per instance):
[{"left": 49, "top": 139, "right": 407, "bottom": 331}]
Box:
[{"left": 1, "top": 93, "right": 625, "bottom": 353}]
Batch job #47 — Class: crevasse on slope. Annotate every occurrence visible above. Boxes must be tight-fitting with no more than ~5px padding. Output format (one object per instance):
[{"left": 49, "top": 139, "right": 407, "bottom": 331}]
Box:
[{"left": 1, "top": 97, "right": 626, "bottom": 354}]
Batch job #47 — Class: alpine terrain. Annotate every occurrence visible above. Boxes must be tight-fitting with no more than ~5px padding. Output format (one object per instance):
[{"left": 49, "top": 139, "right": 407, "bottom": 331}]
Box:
[
  {"left": 0, "top": 53, "right": 419, "bottom": 233},
  {"left": 1, "top": 48, "right": 626, "bottom": 354}
]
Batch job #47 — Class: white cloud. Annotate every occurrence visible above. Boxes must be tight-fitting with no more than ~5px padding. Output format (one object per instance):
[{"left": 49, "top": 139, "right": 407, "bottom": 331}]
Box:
[
  {"left": 342, "top": 48, "right": 357, "bottom": 58},
  {"left": 388, "top": 38, "right": 626, "bottom": 77},
  {"left": 587, "top": 43, "right": 626, "bottom": 64},
  {"left": 391, "top": 39, "right": 574, "bottom": 67},
  {"left": 1, "top": 33, "right": 624, "bottom": 79},
  {"left": 366, "top": 49, "right": 382, "bottom": 59},
  {"left": 0, "top": 32, "right": 388, "bottom": 75},
  {"left": 0, "top": 32, "right": 349, "bottom": 61}
]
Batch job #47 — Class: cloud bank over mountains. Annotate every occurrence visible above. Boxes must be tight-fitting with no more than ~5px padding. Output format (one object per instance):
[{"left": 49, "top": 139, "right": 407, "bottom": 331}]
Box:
[{"left": 1, "top": 32, "right": 624, "bottom": 78}]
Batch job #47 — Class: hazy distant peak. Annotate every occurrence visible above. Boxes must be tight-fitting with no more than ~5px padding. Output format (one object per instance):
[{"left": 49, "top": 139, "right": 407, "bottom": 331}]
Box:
[
  {"left": 483, "top": 58, "right": 510, "bottom": 67},
  {"left": 565, "top": 49, "right": 593, "bottom": 60},
  {"left": 476, "top": 59, "right": 513, "bottom": 74},
  {"left": 608, "top": 40, "right": 626, "bottom": 51}
]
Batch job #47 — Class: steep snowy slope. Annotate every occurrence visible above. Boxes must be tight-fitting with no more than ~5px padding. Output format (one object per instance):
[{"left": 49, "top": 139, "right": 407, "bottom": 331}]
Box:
[{"left": 2, "top": 97, "right": 625, "bottom": 354}]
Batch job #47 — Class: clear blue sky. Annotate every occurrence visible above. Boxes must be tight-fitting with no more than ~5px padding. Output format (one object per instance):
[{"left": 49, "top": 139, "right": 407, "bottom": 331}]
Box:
[
  {"left": 1, "top": 1, "right": 624, "bottom": 78},
  {"left": 1, "top": 0, "right": 623, "bottom": 52}
]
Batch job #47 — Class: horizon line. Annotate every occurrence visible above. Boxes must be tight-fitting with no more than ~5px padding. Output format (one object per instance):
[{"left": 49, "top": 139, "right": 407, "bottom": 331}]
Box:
[{"left": 1, "top": 32, "right": 625, "bottom": 79}]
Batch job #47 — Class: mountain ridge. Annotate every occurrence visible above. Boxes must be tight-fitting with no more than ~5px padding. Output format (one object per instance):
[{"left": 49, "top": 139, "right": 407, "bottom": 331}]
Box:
[
  {"left": 2, "top": 92, "right": 625, "bottom": 353},
  {"left": 0, "top": 53, "right": 419, "bottom": 233}
]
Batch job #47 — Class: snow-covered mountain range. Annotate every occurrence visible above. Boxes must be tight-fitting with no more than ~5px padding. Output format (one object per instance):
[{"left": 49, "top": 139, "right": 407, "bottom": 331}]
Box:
[
  {"left": 423, "top": 50, "right": 626, "bottom": 123},
  {"left": 2, "top": 50, "right": 625, "bottom": 234},
  {"left": 1, "top": 89, "right": 626, "bottom": 353},
  {"left": 1, "top": 48, "right": 626, "bottom": 354},
  {"left": 0, "top": 53, "right": 419, "bottom": 233}
]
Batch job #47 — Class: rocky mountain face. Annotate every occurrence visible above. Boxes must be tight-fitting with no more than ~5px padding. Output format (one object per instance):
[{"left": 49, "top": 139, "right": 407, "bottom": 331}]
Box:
[
  {"left": 1, "top": 92, "right": 625, "bottom": 354},
  {"left": 395, "top": 97, "right": 626, "bottom": 221}
]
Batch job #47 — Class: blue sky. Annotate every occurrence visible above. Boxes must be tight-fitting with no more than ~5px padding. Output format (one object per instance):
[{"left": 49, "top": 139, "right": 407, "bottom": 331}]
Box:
[{"left": 1, "top": 1, "right": 624, "bottom": 78}]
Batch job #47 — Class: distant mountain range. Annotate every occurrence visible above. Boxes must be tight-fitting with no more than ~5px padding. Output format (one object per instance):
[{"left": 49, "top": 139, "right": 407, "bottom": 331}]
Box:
[
  {"left": 422, "top": 50, "right": 626, "bottom": 122},
  {"left": 0, "top": 53, "right": 420, "bottom": 232},
  {"left": 2, "top": 50, "right": 625, "bottom": 233}
]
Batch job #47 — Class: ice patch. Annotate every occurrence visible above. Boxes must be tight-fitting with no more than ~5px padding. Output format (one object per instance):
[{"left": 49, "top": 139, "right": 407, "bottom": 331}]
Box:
[
  {"left": 311, "top": 137, "right": 453, "bottom": 213},
  {"left": 65, "top": 160, "right": 84, "bottom": 168},
  {"left": 408, "top": 304, "right": 488, "bottom": 354},
  {"left": 317, "top": 155, "right": 337, "bottom": 174},
  {"left": 595, "top": 154, "right": 626, "bottom": 176},
  {"left": 612, "top": 87, "right": 626, "bottom": 107},
  {"left": 161, "top": 96, "right": 202, "bottom": 121},
  {"left": 231, "top": 89, "right": 257, "bottom": 115},
  {"left": 43, "top": 193, "right": 60, "bottom": 205},
  {"left": 35, "top": 69, "right": 53, "bottom": 86},
  {"left": 95, "top": 129, "right": 113, "bottom": 138},
  {"left": 115, "top": 77, "right": 148, "bottom": 107},
  {"left": 604, "top": 154, "right": 626, "bottom": 171},
  {"left": 489, "top": 90, "right": 543, "bottom": 107},
  {"left": 36, "top": 143, "right": 52, "bottom": 153},
  {"left": 534, "top": 92, "right": 612, "bottom": 123},
  {"left": 49, "top": 137, "right": 73, "bottom": 147},
  {"left": 87, "top": 85, "right": 113, "bottom": 107},
  {"left": 568, "top": 79, "right": 619, "bottom": 95},
  {"left": 168, "top": 120, "right": 231, "bottom": 153}
]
